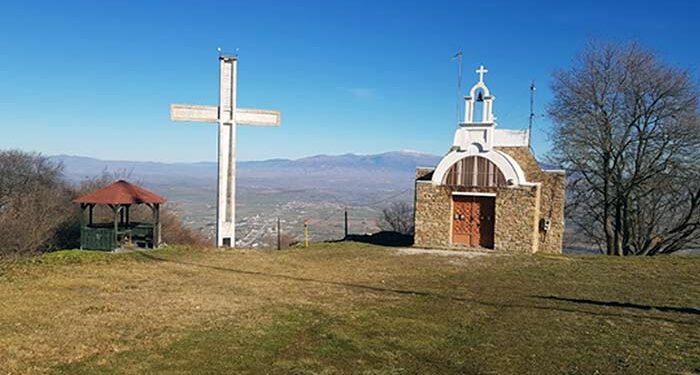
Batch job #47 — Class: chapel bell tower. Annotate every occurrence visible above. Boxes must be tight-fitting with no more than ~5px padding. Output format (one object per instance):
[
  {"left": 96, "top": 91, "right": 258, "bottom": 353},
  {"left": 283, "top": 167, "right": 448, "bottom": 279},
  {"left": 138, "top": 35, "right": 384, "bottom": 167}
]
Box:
[
  {"left": 453, "top": 65, "right": 497, "bottom": 152},
  {"left": 464, "top": 65, "right": 495, "bottom": 124}
]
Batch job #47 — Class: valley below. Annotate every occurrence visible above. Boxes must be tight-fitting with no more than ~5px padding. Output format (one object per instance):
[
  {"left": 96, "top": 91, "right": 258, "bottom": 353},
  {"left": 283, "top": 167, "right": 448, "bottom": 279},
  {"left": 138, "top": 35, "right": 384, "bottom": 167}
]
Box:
[{"left": 53, "top": 151, "right": 440, "bottom": 248}]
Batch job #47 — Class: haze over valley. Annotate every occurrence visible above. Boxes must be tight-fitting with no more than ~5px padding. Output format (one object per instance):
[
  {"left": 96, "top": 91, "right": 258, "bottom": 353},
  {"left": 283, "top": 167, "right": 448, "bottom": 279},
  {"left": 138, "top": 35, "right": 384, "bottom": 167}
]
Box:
[{"left": 52, "top": 151, "right": 442, "bottom": 247}]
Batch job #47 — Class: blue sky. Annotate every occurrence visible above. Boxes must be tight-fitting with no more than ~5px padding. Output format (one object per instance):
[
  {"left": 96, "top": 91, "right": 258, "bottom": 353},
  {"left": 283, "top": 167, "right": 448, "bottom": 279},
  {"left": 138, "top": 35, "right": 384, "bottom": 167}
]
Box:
[{"left": 0, "top": 0, "right": 697, "bottom": 162}]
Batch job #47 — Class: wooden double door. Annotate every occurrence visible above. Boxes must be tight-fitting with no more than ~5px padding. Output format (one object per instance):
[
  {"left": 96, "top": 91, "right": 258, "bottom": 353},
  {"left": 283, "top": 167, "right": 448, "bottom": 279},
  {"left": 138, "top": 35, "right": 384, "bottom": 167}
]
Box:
[{"left": 452, "top": 195, "right": 495, "bottom": 249}]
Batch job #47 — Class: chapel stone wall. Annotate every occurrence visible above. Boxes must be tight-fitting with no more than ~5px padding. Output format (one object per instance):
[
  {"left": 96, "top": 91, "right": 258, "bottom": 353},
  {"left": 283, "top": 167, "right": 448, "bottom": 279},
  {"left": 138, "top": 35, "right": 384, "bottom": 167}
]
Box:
[
  {"left": 493, "top": 185, "right": 540, "bottom": 253},
  {"left": 414, "top": 181, "right": 452, "bottom": 248},
  {"left": 496, "top": 146, "right": 565, "bottom": 254},
  {"left": 536, "top": 172, "right": 566, "bottom": 254}
]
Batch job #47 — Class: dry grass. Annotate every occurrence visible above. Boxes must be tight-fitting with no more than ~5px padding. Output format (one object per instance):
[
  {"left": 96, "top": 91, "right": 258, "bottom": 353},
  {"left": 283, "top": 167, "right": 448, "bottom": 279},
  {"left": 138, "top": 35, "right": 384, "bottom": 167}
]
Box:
[{"left": 0, "top": 243, "right": 698, "bottom": 374}]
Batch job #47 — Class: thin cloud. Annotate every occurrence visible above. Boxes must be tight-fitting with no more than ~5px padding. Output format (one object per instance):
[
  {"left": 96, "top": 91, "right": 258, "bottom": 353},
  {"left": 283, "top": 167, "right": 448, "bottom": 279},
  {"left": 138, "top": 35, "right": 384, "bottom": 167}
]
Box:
[{"left": 341, "top": 87, "right": 377, "bottom": 99}]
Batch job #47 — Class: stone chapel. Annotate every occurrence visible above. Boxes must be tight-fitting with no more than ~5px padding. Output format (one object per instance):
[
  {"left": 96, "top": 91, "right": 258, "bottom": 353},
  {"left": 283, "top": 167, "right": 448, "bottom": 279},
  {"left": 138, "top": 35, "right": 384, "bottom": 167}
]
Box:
[{"left": 414, "top": 66, "right": 565, "bottom": 253}]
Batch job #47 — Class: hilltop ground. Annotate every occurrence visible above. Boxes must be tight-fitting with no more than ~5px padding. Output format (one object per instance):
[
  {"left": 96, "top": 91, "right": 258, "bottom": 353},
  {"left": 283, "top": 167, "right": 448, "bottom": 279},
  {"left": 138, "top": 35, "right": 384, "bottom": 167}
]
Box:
[{"left": 0, "top": 244, "right": 698, "bottom": 374}]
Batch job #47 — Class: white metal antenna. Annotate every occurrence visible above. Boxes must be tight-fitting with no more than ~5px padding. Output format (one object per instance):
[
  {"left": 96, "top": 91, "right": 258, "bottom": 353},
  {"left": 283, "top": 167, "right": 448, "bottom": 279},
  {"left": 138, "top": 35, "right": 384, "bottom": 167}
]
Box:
[
  {"left": 451, "top": 50, "right": 463, "bottom": 124},
  {"left": 216, "top": 47, "right": 240, "bottom": 57},
  {"left": 528, "top": 80, "right": 536, "bottom": 148}
]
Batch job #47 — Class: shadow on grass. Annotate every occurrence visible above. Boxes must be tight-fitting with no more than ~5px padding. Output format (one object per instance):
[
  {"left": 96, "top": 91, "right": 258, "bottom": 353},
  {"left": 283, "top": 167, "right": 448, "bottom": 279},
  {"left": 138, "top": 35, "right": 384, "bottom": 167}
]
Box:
[
  {"left": 135, "top": 252, "right": 697, "bottom": 325},
  {"left": 533, "top": 295, "right": 700, "bottom": 315},
  {"left": 329, "top": 231, "right": 414, "bottom": 247}
]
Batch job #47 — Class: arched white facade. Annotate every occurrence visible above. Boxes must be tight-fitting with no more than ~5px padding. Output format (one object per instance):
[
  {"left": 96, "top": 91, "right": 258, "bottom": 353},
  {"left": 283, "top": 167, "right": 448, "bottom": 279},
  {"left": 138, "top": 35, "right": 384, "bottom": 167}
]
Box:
[{"left": 431, "top": 149, "right": 528, "bottom": 187}]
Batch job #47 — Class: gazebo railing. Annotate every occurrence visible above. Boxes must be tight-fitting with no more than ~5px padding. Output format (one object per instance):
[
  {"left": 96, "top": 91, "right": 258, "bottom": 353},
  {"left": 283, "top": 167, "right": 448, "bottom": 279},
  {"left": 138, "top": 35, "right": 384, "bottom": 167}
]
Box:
[{"left": 80, "top": 221, "right": 156, "bottom": 251}]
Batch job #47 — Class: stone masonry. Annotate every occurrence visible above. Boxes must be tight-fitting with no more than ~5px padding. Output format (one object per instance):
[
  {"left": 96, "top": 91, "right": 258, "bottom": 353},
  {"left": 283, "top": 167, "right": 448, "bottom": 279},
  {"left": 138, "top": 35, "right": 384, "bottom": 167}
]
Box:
[
  {"left": 497, "top": 147, "right": 566, "bottom": 254},
  {"left": 414, "top": 148, "right": 565, "bottom": 253}
]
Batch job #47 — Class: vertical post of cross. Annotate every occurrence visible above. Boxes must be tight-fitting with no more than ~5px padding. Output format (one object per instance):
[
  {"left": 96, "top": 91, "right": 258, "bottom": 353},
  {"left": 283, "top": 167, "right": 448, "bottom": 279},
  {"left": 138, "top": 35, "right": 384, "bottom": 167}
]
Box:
[{"left": 217, "top": 55, "right": 237, "bottom": 248}]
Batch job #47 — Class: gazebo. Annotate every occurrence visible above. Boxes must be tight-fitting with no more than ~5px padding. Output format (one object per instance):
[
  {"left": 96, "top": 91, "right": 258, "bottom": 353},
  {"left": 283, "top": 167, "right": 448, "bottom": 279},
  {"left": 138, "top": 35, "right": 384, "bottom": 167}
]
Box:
[{"left": 73, "top": 180, "right": 166, "bottom": 251}]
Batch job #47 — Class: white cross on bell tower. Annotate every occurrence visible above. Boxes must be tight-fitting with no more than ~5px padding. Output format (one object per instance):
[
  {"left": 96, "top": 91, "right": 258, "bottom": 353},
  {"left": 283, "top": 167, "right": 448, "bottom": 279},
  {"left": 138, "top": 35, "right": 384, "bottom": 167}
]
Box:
[{"left": 476, "top": 65, "right": 488, "bottom": 83}]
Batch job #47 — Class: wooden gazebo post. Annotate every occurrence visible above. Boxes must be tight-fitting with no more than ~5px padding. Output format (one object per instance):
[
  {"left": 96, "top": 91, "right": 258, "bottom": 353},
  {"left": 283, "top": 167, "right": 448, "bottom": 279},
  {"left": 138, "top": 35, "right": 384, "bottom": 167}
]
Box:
[
  {"left": 156, "top": 203, "right": 161, "bottom": 248},
  {"left": 148, "top": 203, "right": 161, "bottom": 248},
  {"left": 108, "top": 204, "right": 120, "bottom": 249},
  {"left": 79, "top": 203, "right": 85, "bottom": 250}
]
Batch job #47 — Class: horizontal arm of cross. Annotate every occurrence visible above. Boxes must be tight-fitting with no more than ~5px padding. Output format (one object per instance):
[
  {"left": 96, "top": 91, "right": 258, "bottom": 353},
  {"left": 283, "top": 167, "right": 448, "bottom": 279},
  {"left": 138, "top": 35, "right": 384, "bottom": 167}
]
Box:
[
  {"left": 170, "top": 104, "right": 281, "bottom": 126},
  {"left": 170, "top": 104, "right": 217, "bottom": 123},
  {"left": 235, "top": 108, "right": 281, "bottom": 126}
]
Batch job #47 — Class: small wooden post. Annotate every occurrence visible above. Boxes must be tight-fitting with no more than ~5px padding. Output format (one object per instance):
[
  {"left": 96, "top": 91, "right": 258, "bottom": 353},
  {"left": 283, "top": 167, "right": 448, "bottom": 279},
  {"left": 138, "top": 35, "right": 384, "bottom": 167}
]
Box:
[
  {"left": 344, "top": 209, "right": 349, "bottom": 239},
  {"left": 277, "top": 217, "right": 281, "bottom": 251},
  {"left": 304, "top": 219, "right": 309, "bottom": 248}
]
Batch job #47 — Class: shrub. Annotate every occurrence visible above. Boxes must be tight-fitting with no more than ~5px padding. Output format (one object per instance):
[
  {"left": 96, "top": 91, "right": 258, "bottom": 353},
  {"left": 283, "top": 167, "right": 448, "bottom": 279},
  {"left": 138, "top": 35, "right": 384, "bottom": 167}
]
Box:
[
  {"left": 377, "top": 201, "right": 414, "bottom": 236},
  {"left": 0, "top": 150, "right": 73, "bottom": 257}
]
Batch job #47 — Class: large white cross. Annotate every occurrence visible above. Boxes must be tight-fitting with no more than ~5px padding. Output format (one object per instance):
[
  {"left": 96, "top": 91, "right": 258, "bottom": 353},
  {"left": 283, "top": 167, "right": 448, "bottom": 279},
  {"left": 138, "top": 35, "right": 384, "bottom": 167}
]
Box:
[{"left": 170, "top": 55, "right": 281, "bottom": 248}]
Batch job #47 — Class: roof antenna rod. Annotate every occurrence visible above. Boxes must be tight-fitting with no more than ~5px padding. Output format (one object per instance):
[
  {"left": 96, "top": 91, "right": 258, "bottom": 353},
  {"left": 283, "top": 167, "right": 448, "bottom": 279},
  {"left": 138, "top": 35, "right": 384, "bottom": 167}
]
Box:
[
  {"left": 452, "top": 50, "right": 463, "bottom": 124},
  {"left": 217, "top": 47, "right": 240, "bottom": 57},
  {"left": 528, "top": 80, "right": 536, "bottom": 149}
]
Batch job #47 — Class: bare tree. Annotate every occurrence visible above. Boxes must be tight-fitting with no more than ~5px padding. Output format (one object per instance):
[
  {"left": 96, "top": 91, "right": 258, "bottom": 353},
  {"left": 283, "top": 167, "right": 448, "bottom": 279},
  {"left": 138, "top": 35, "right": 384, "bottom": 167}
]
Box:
[
  {"left": 378, "top": 201, "right": 414, "bottom": 235},
  {"left": 0, "top": 150, "right": 73, "bottom": 257},
  {"left": 549, "top": 43, "right": 700, "bottom": 255}
]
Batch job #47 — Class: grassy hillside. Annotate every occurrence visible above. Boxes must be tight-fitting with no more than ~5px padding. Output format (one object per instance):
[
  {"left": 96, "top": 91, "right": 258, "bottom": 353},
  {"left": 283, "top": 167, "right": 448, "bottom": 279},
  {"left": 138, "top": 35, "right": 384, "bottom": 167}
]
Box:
[{"left": 0, "top": 244, "right": 698, "bottom": 374}]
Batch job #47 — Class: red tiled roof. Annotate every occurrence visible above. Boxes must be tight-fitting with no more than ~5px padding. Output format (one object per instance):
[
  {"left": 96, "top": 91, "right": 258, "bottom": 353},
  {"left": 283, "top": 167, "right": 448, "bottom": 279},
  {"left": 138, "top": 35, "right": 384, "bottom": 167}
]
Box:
[{"left": 73, "top": 180, "right": 166, "bottom": 205}]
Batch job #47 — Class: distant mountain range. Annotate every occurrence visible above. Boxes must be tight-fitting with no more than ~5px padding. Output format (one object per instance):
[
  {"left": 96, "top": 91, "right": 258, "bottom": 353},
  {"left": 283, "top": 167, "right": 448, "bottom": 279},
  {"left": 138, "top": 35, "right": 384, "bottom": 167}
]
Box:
[
  {"left": 51, "top": 151, "right": 443, "bottom": 193},
  {"left": 51, "top": 151, "right": 562, "bottom": 193}
]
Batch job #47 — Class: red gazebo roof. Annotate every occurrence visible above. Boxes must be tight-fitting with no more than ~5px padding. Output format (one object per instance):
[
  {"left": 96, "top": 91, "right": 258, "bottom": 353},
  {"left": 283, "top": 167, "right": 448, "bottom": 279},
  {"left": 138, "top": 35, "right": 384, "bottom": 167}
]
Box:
[{"left": 73, "top": 180, "right": 166, "bottom": 205}]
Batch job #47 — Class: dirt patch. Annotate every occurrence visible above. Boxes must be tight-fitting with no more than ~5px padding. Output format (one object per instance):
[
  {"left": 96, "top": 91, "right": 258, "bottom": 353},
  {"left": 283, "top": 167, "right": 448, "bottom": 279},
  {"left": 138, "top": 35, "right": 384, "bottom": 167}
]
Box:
[{"left": 393, "top": 247, "right": 493, "bottom": 258}]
